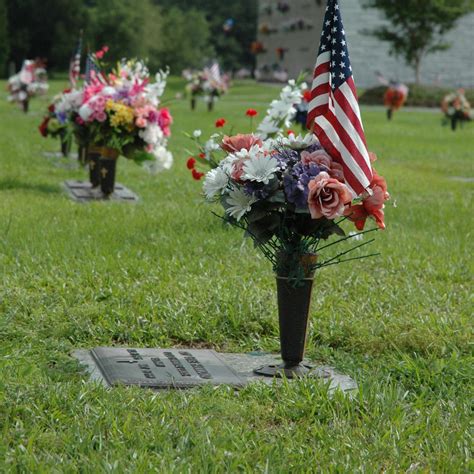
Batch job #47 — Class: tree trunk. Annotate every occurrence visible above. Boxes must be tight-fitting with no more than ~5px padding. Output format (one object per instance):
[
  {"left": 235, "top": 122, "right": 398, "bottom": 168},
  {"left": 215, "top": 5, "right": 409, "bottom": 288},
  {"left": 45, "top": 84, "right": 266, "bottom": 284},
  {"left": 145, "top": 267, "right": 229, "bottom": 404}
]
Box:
[{"left": 415, "top": 57, "right": 422, "bottom": 85}]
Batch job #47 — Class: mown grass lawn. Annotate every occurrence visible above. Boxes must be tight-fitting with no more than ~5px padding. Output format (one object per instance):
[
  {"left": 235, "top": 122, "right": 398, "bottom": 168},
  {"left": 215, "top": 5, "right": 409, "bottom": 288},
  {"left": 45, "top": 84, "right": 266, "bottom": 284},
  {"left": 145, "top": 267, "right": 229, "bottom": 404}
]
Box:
[{"left": 0, "top": 78, "right": 472, "bottom": 472}]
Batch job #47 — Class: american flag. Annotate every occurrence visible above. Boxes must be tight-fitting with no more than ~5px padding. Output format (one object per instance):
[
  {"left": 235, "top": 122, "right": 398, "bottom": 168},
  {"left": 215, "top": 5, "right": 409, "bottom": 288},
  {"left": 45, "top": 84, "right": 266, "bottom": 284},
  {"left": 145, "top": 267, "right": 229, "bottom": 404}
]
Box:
[
  {"left": 306, "top": 0, "right": 372, "bottom": 196},
  {"left": 84, "top": 53, "right": 107, "bottom": 84},
  {"left": 207, "top": 62, "right": 221, "bottom": 82},
  {"left": 69, "top": 35, "right": 82, "bottom": 88}
]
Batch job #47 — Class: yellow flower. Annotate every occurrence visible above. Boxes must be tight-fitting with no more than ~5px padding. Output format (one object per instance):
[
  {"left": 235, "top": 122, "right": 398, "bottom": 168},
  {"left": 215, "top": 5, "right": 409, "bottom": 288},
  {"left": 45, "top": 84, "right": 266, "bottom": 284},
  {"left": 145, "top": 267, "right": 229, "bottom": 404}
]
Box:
[{"left": 106, "top": 100, "right": 135, "bottom": 128}]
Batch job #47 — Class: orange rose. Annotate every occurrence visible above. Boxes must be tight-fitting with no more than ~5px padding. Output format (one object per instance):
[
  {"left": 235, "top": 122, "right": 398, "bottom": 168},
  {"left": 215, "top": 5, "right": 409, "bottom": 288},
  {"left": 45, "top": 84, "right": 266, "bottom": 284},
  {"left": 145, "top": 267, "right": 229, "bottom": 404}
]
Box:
[
  {"left": 308, "top": 172, "right": 352, "bottom": 220},
  {"left": 221, "top": 134, "right": 263, "bottom": 153},
  {"left": 344, "top": 169, "right": 389, "bottom": 230}
]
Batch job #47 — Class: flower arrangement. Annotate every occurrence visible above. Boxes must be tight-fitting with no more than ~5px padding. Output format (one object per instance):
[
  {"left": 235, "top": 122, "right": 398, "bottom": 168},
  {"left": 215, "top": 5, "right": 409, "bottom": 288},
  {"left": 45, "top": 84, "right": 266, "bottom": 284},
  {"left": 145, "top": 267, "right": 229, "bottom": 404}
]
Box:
[
  {"left": 7, "top": 59, "right": 48, "bottom": 111},
  {"left": 38, "top": 89, "right": 75, "bottom": 156},
  {"left": 202, "top": 132, "right": 388, "bottom": 279},
  {"left": 384, "top": 82, "right": 408, "bottom": 120},
  {"left": 183, "top": 66, "right": 229, "bottom": 110},
  {"left": 441, "top": 88, "right": 472, "bottom": 131},
  {"left": 71, "top": 54, "right": 173, "bottom": 173},
  {"left": 185, "top": 76, "right": 389, "bottom": 279},
  {"left": 250, "top": 41, "right": 266, "bottom": 55}
]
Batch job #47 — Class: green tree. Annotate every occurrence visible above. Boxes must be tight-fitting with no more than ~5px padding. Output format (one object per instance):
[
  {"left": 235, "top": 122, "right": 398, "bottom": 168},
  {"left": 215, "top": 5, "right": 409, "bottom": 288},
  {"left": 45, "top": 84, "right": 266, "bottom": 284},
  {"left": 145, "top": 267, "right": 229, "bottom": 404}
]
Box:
[
  {"left": 153, "top": 0, "right": 257, "bottom": 71},
  {"left": 157, "top": 7, "right": 213, "bottom": 73},
  {"left": 0, "top": 0, "right": 8, "bottom": 77},
  {"left": 364, "top": 0, "right": 474, "bottom": 83},
  {"left": 6, "top": 0, "right": 86, "bottom": 70},
  {"left": 85, "top": 0, "right": 153, "bottom": 62}
]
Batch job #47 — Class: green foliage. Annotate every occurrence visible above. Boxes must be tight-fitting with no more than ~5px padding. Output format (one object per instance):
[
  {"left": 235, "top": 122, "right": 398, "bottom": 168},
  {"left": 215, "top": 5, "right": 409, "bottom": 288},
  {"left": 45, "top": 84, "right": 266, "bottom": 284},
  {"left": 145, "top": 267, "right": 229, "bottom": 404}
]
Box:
[
  {"left": 85, "top": 0, "right": 154, "bottom": 63},
  {"left": 156, "top": 8, "right": 214, "bottom": 72},
  {"left": 360, "top": 83, "right": 474, "bottom": 107},
  {"left": 2, "top": 0, "right": 255, "bottom": 77},
  {"left": 0, "top": 0, "right": 8, "bottom": 77},
  {"left": 154, "top": 0, "right": 258, "bottom": 70},
  {"left": 6, "top": 0, "right": 86, "bottom": 70},
  {"left": 363, "top": 0, "right": 474, "bottom": 83}
]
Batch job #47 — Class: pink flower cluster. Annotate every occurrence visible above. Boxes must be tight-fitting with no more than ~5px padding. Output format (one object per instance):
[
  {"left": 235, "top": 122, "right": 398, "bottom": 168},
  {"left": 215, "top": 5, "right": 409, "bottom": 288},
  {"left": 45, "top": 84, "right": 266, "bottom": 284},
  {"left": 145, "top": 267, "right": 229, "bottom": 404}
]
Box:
[
  {"left": 301, "top": 149, "right": 344, "bottom": 182},
  {"left": 158, "top": 108, "right": 172, "bottom": 136},
  {"left": 133, "top": 106, "right": 172, "bottom": 136},
  {"left": 86, "top": 95, "right": 109, "bottom": 122}
]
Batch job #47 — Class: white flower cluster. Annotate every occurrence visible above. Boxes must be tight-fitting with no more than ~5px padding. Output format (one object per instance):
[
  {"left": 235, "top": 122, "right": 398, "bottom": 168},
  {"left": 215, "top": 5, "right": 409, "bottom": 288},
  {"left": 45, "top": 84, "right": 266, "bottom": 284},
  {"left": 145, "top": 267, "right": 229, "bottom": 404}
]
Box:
[
  {"left": 145, "top": 69, "right": 169, "bottom": 107},
  {"left": 256, "top": 79, "right": 307, "bottom": 140},
  {"left": 203, "top": 142, "right": 281, "bottom": 220},
  {"left": 139, "top": 120, "right": 173, "bottom": 175},
  {"left": 55, "top": 90, "right": 84, "bottom": 115}
]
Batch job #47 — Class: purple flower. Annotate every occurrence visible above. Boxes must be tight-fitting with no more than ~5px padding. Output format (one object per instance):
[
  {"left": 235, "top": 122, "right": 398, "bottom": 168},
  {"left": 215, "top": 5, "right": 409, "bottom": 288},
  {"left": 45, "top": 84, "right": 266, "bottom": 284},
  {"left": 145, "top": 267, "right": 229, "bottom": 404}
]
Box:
[
  {"left": 283, "top": 162, "right": 321, "bottom": 209},
  {"left": 148, "top": 109, "right": 159, "bottom": 123},
  {"left": 273, "top": 148, "right": 299, "bottom": 170},
  {"left": 305, "top": 142, "right": 323, "bottom": 154},
  {"left": 244, "top": 181, "right": 272, "bottom": 200},
  {"left": 56, "top": 112, "right": 67, "bottom": 125}
]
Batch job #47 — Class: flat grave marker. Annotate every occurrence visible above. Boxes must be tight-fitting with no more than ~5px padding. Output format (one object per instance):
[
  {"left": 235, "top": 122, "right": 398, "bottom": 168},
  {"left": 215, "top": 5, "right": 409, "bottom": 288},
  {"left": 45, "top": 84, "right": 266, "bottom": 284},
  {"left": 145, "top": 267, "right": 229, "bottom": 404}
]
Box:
[
  {"left": 63, "top": 180, "right": 139, "bottom": 203},
  {"left": 74, "top": 348, "right": 358, "bottom": 393}
]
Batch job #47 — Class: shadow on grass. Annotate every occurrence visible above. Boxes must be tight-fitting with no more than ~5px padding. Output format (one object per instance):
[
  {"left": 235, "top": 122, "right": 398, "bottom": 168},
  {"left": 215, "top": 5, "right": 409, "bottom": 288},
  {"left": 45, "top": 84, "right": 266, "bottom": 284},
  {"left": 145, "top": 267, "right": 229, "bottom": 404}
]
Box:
[{"left": 0, "top": 178, "right": 61, "bottom": 195}]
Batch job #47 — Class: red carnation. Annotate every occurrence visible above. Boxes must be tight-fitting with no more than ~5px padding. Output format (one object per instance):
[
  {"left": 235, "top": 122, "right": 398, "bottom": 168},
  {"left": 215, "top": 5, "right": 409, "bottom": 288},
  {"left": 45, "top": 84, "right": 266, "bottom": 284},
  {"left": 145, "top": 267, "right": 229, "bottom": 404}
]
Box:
[
  {"left": 246, "top": 108, "right": 258, "bottom": 117},
  {"left": 303, "top": 91, "right": 312, "bottom": 102},
  {"left": 186, "top": 157, "right": 196, "bottom": 169},
  {"left": 192, "top": 169, "right": 205, "bottom": 181},
  {"left": 38, "top": 117, "right": 50, "bottom": 137},
  {"left": 215, "top": 118, "right": 226, "bottom": 128}
]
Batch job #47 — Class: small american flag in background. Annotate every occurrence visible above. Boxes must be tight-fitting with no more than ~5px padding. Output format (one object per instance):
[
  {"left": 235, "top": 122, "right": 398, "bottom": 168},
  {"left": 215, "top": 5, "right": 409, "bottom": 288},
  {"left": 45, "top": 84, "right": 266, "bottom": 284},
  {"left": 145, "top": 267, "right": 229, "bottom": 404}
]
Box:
[
  {"left": 69, "top": 35, "right": 82, "bottom": 88},
  {"left": 307, "top": 0, "right": 373, "bottom": 196},
  {"left": 85, "top": 53, "right": 107, "bottom": 84},
  {"left": 207, "top": 62, "right": 221, "bottom": 82}
]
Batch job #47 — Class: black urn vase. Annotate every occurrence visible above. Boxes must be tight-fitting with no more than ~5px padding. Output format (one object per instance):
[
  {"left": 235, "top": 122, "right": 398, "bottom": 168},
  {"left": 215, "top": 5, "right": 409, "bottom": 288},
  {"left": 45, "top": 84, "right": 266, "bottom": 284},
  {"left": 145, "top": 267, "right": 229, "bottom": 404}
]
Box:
[{"left": 88, "top": 146, "right": 102, "bottom": 188}]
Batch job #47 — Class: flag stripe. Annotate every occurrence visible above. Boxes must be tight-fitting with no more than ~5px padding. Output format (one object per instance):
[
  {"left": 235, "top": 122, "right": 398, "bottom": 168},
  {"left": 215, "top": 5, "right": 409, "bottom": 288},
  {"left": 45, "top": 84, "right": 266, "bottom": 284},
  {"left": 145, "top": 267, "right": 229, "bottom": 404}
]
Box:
[
  {"left": 306, "top": 0, "right": 373, "bottom": 195},
  {"left": 331, "top": 93, "right": 372, "bottom": 177},
  {"left": 313, "top": 122, "right": 365, "bottom": 196},
  {"left": 315, "top": 115, "right": 371, "bottom": 194},
  {"left": 338, "top": 79, "right": 367, "bottom": 140}
]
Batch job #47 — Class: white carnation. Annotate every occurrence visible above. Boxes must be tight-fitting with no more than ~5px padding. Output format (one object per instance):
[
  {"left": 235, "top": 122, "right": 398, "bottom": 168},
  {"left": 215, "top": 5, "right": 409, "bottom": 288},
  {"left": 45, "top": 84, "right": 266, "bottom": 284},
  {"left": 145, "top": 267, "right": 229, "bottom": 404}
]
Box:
[
  {"left": 145, "top": 146, "right": 173, "bottom": 174},
  {"left": 139, "top": 123, "right": 164, "bottom": 145},
  {"left": 203, "top": 167, "right": 229, "bottom": 200}
]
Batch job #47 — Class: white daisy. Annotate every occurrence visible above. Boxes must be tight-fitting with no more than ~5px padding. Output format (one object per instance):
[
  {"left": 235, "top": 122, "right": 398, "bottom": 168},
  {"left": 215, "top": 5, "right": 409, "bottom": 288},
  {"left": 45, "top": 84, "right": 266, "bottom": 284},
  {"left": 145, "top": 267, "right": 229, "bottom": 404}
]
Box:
[
  {"left": 193, "top": 129, "right": 202, "bottom": 138},
  {"left": 282, "top": 132, "right": 318, "bottom": 150},
  {"left": 225, "top": 188, "right": 257, "bottom": 221},
  {"left": 242, "top": 154, "right": 279, "bottom": 184},
  {"left": 203, "top": 167, "right": 229, "bottom": 200}
]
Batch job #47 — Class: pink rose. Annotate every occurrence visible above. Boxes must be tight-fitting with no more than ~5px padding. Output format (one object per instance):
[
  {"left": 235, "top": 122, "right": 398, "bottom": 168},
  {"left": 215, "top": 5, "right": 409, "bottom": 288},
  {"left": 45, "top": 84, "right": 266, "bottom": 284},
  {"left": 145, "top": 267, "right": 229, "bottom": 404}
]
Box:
[
  {"left": 328, "top": 162, "right": 345, "bottom": 182},
  {"left": 301, "top": 149, "right": 332, "bottom": 168},
  {"left": 96, "top": 112, "right": 107, "bottom": 122},
  {"left": 307, "top": 172, "right": 352, "bottom": 220},
  {"left": 136, "top": 117, "right": 147, "bottom": 128},
  {"left": 221, "top": 134, "right": 263, "bottom": 153}
]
